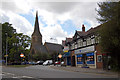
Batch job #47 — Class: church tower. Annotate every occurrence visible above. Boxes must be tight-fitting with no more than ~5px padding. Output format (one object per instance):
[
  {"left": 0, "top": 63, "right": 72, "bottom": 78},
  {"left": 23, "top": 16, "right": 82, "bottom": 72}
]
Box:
[{"left": 31, "top": 11, "right": 42, "bottom": 45}]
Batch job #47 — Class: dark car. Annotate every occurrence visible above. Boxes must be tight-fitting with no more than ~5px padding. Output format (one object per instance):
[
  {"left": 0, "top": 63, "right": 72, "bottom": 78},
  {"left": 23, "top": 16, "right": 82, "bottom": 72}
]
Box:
[
  {"left": 36, "top": 61, "right": 44, "bottom": 65},
  {"left": 29, "top": 61, "right": 37, "bottom": 65},
  {"left": 21, "top": 61, "right": 29, "bottom": 65}
]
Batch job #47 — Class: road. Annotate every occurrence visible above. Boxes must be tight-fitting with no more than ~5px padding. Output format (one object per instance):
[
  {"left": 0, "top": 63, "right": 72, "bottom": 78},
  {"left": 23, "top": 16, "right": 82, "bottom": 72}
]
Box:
[{"left": 2, "top": 65, "right": 119, "bottom": 80}]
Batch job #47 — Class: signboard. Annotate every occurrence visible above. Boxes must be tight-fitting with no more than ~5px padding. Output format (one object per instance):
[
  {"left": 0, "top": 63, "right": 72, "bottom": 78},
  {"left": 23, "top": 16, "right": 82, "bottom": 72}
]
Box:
[
  {"left": 4, "top": 55, "right": 8, "bottom": 57},
  {"left": 75, "top": 46, "right": 95, "bottom": 54},
  {"left": 64, "top": 50, "right": 68, "bottom": 52},
  {"left": 63, "top": 46, "right": 69, "bottom": 52}
]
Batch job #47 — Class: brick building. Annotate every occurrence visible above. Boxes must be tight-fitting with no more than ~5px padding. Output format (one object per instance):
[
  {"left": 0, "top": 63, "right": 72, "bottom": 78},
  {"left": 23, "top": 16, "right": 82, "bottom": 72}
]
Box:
[{"left": 63, "top": 24, "right": 103, "bottom": 69}]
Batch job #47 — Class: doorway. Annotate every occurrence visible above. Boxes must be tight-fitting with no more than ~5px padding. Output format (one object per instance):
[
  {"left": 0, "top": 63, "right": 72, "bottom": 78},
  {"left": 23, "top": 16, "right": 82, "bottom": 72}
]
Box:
[
  {"left": 82, "top": 54, "right": 87, "bottom": 67},
  {"left": 72, "top": 56, "right": 76, "bottom": 66}
]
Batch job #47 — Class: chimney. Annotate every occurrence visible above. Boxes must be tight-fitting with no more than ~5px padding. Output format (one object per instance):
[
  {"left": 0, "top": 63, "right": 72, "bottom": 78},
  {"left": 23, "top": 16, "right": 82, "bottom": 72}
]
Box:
[{"left": 82, "top": 24, "right": 85, "bottom": 32}]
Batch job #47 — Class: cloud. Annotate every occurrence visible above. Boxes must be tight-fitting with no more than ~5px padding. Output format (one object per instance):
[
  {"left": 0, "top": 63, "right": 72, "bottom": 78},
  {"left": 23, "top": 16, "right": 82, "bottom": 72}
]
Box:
[
  {"left": 1, "top": 10, "right": 33, "bottom": 36},
  {"left": 30, "top": 2, "right": 79, "bottom": 14},
  {"left": 1, "top": 0, "right": 31, "bottom": 14},
  {"left": 40, "top": 24, "right": 70, "bottom": 44},
  {"left": 69, "top": 2, "right": 100, "bottom": 29},
  {"left": 31, "top": 2, "right": 100, "bottom": 29},
  {"left": 1, "top": 0, "right": 101, "bottom": 44}
]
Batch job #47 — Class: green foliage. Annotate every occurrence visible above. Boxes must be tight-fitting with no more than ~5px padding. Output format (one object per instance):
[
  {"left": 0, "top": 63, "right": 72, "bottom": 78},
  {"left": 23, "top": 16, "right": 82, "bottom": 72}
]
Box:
[
  {"left": 2, "top": 22, "right": 31, "bottom": 63},
  {"left": 2, "top": 22, "right": 16, "bottom": 58},
  {"left": 97, "top": 2, "right": 119, "bottom": 23},
  {"left": 32, "top": 53, "right": 51, "bottom": 61},
  {"left": 97, "top": 2, "right": 120, "bottom": 70}
]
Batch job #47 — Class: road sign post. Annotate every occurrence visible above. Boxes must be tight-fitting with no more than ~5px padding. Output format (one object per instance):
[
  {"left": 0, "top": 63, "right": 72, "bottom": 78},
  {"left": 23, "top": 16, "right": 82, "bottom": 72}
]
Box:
[
  {"left": 20, "top": 53, "right": 24, "bottom": 62},
  {"left": 58, "top": 54, "right": 62, "bottom": 64}
]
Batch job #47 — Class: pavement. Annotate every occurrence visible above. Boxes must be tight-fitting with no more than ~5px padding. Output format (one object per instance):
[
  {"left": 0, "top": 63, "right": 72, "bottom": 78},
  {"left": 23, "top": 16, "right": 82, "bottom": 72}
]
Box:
[{"left": 50, "top": 65, "right": 120, "bottom": 76}]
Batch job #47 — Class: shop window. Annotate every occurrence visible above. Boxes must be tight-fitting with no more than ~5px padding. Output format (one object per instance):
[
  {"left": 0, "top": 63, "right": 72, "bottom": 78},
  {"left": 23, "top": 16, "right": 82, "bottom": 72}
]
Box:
[
  {"left": 97, "top": 55, "right": 102, "bottom": 62},
  {"left": 77, "top": 57, "right": 82, "bottom": 62},
  {"left": 77, "top": 54, "right": 83, "bottom": 64},
  {"left": 86, "top": 53, "right": 94, "bottom": 64}
]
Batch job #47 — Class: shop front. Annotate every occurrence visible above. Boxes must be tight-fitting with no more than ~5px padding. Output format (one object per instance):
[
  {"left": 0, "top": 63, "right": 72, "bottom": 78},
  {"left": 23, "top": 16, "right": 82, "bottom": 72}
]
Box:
[
  {"left": 71, "top": 51, "right": 76, "bottom": 66},
  {"left": 63, "top": 52, "right": 71, "bottom": 66},
  {"left": 75, "top": 45, "right": 96, "bottom": 68}
]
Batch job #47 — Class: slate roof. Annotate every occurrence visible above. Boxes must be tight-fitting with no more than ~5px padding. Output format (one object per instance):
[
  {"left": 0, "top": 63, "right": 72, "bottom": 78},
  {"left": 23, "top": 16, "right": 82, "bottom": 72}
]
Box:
[
  {"left": 77, "top": 31, "right": 86, "bottom": 36},
  {"left": 66, "top": 38, "right": 73, "bottom": 42},
  {"left": 32, "top": 44, "right": 48, "bottom": 54},
  {"left": 66, "top": 25, "right": 102, "bottom": 44},
  {"left": 44, "top": 42, "right": 63, "bottom": 54},
  {"left": 76, "top": 25, "right": 101, "bottom": 37}
]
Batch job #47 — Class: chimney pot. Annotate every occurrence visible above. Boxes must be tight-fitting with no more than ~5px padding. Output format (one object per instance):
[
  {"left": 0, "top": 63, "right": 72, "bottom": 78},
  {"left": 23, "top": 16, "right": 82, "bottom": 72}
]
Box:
[{"left": 82, "top": 24, "right": 85, "bottom": 32}]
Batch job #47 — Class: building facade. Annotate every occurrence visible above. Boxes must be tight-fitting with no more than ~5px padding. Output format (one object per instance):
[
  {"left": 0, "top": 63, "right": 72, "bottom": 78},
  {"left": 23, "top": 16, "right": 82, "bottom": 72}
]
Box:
[
  {"left": 63, "top": 24, "right": 103, "bottom": 68},
  {"left": 30, "top": 11, "right": 48, "bottom": 55}
]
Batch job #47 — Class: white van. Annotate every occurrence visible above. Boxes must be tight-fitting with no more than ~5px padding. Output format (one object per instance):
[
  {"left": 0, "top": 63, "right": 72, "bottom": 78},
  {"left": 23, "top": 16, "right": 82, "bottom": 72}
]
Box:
[{"left": 43, "top": 60, "right": 53, "bottom": 66}]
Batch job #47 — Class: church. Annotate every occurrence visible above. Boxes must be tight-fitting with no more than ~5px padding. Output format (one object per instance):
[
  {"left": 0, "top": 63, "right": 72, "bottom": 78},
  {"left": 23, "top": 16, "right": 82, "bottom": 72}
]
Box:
[{"left": 30, "top": 11, "right": 63, "bottom": 56}]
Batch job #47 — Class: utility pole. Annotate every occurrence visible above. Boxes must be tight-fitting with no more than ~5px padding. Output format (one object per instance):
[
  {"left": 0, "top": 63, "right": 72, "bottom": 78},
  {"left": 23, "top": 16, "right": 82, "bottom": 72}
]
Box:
[{"left": 5, "top": 33, "right": 8, "bottom": 66}]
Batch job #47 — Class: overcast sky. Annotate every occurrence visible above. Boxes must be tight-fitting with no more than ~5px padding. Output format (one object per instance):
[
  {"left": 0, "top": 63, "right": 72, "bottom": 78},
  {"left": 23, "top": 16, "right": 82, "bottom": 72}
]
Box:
[{"left": 1, "top": 0, "right": 113, "bottom": 44}]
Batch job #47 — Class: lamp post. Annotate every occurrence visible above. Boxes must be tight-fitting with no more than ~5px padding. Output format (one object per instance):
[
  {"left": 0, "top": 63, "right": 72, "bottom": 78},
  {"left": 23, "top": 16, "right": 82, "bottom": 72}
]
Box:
[{"left": 5, "top": 33, "right": 8, "bottom": 66}]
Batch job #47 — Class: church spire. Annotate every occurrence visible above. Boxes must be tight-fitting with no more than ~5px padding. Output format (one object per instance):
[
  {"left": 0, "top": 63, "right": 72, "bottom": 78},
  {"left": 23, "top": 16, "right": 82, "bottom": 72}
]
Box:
[
  {"left": 34, "top": 11, "right": 40, "bottom": 33},
  {"left": 31, "top": 11, "right": 42, "bottom": 45}
]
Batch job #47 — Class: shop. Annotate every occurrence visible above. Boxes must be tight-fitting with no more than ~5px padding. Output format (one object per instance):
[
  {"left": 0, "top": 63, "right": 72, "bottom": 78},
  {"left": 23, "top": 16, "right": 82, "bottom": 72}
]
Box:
[
  {"left": 75, "top": 45, "right": 96, "bottom": 68},
  {"left": 71, "top": 51, "right": 76, "bottom": 66},
  {"left": 63, "top": 52, "right": 71, "bottom": 66}
]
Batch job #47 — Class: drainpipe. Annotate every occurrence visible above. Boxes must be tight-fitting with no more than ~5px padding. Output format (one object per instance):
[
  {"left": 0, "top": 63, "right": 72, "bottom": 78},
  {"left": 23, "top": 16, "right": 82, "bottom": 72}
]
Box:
[{"left": 94, "top": 50, "right": 97, "bottom": 68}]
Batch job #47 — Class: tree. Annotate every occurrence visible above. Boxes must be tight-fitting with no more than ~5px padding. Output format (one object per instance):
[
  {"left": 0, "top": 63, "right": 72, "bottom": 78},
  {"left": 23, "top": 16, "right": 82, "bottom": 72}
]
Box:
[
  {"left": 8, "top": 33, "right": 31, "bottom": 62},
  {"left": 97, "top": 2, "right": 120, "bottom": 70},
  {"left": 2, "top": 22, "right": 31, "bottom": 63},
  {"left": 2, "top": 22, "right": 16, "bottom": 60},
  {"left": 32, "top": 53, "right": 51, "bottom": 61}
]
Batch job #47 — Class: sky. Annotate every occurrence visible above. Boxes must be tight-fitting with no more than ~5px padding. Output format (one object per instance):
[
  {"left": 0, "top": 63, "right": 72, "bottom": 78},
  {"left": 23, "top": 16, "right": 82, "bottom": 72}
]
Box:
[{"left": 1, "top": 0, "right": 114, "bottom": 44}]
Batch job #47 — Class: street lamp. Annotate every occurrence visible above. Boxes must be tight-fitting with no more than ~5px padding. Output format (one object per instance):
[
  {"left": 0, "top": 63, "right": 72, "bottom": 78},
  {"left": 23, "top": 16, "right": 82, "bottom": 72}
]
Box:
[{"left": 5, "top": 33, "right": 8, "bottom": 66}]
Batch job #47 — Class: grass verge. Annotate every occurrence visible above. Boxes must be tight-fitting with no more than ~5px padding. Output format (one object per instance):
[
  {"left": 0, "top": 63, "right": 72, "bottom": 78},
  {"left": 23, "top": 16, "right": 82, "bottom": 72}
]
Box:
[{"left": 5, "top": 65, "right": 31, "bottom": 67}]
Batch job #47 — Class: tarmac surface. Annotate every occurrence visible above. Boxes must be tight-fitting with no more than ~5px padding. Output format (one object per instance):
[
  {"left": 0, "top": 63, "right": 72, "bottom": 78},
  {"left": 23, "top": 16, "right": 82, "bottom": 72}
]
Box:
[{"left": 1, "top": 65, "right": 120, "bottom": 80}]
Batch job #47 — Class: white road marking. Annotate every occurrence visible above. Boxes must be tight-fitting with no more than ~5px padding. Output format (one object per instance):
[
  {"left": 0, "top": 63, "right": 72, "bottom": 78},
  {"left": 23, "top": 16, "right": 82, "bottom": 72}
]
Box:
[
  {"left": 22, "top": 76, "right": 33, "bottom": 78},
  {"left": 3, "top": 72, "right": 34, "bottom": 79},
  {"left": 0, "top": 74, "right": 4, "bottom": 76},
  {"left": 6, "top": 72, "right": 15, "bottom": 75},
  {"left": 12, "top": 77, "right": 18, "bottom": 78}
]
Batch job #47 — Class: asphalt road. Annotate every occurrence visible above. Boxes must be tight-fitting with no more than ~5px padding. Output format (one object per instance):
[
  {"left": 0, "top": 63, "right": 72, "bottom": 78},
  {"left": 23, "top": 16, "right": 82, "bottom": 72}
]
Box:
[{"left": 2, "top": 65, "right": 119, "bottom": 80}]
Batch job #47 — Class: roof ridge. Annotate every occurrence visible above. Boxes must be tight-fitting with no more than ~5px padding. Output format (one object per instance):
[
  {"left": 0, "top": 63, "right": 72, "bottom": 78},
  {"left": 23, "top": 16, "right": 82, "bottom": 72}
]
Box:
[{"left": 45, "top": 42, "right": 62, "bottom": 45}]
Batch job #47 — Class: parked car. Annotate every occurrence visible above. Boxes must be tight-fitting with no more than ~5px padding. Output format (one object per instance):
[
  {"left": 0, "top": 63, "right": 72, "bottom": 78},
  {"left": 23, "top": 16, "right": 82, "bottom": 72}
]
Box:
[
  {"left": 54, "top": 61, "right": 61, "bottom": 65},
  {"left": 61, "top": 61, "right": 64, "bottom": 65},
  {"left": 21, "top": 61, "right": 29, "bottom": 65},
  {"left": 36, "top": 61, "right": 44, "bottom": 65},
  {"left": 29, "top": 61, "right": 37, "bottom": 65},
  {"left": 61, "top": 61, "right": 66, "bottom": 66},
  {"left": 43, "top": 60, "right": 53, "bottom": 66}
]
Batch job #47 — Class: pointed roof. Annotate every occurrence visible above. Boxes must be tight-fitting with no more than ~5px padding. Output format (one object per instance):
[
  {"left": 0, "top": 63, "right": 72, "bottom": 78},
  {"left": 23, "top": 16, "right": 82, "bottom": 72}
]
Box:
[
  {"left": 44, "top": 42, "right": 63, "bottom": 54},
  {"left": 32, "top": 44, "right": 48, "bottom": 54},
  {"left": 32, "top": 11, "right": 42, "bottom": 36}
]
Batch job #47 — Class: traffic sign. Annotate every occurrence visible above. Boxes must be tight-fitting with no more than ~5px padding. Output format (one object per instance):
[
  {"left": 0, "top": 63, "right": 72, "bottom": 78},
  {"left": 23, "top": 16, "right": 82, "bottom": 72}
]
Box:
[
  {"left": 20, "top": 53, "right": 24, "bottom": 57},
  {"left": 4, "top": 55, "right": 8, "bottom": 57},
  {"left": 58, "top": 54, "right": 62, "bottom": 58}
]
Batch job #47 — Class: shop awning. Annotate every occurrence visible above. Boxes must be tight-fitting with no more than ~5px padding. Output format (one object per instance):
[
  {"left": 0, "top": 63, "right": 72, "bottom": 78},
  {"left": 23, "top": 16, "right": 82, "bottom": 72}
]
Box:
[{"left": 63, "top": 52, "right": 70, "bottom": 57}]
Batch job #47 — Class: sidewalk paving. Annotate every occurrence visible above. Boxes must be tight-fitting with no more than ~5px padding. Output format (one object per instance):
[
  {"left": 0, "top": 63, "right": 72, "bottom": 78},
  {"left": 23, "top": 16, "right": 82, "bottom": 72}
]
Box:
[{"left": 50, "top": 65, "right": 119, "bottom": 76}]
